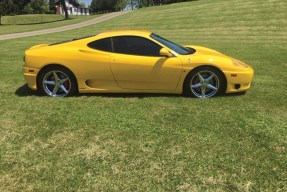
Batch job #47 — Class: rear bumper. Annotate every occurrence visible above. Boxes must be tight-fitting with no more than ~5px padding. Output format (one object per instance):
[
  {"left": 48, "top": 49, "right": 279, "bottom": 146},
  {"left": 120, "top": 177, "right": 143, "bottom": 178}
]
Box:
[
  {"left": 23, "top": 67, "right": 40, "bottom": 90},
  {"left": 224, "top": 67, "right": 254, "bottom": 93}
]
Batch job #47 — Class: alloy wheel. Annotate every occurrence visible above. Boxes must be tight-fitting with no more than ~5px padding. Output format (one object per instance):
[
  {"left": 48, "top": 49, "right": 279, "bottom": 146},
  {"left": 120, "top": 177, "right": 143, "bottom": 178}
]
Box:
[
  {"left": 190, "top": 70, "right": 220, "bottom": 98},
  {"left": 42, "top": 70, "right": 71, "bottom": 97}
]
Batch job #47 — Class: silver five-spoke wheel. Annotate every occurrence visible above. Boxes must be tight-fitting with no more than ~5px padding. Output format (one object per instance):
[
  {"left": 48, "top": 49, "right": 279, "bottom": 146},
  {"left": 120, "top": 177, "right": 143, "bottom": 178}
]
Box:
[
  {"left": 184, "top": 66, "right": 226, "bottom": 98},
  {"left": 43, "top": 70, "right": 71, "bottom": 97},
  {"left": 38, "top": 66, "right": 77, "bottom": 97},
  {"left": 190, "top": 71, "right": 219, "bottom": 98}
]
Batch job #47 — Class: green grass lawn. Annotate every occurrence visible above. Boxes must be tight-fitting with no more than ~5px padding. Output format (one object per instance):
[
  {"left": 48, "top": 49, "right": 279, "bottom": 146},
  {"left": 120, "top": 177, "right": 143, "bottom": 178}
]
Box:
[
  {"left": 0, "top": 0, "right": 286, "bottom": 191},
  {"left": 0, "top": 14, "right": 99, "bottom": 35}
]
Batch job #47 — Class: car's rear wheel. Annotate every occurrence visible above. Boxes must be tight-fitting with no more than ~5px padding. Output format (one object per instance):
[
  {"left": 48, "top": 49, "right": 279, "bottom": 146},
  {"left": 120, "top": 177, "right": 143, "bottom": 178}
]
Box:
[
  {"left": 38, "top": 66, "right": 77, "bottom": 97},
  {"left": 184, "top": 66, "right": 226, "bottom": 98}
]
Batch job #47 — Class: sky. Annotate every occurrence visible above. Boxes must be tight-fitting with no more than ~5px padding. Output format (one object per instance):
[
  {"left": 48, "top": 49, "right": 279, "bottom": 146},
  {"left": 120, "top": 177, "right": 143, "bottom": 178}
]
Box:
[{"left": 79, "top": 0, "right": 92, "bottom": 6}]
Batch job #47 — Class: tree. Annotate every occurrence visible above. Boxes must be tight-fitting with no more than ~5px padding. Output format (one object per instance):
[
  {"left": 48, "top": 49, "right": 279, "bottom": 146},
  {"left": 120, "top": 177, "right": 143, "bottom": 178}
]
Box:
[
  {"left": 80, "top": 2, "right": 86, "bottom": 8},
  {"left": 130, "top": 0, "right": 134, "bottom": 10},
  {"left": 23, "top": 3, "right": 34, "bottom": 14},
  {"left": 30, "top": 0, "right": 49, "bottom": 14},
  {"left": 0, "top": 0, "right": 48, "bottom": 17},
  {"left": 48, "top": 0, "right": 56, "bottom": 13},
  {"left": 137, "top": 0, "right": 197, "bottom": 8},
  {"left": 90, "top": 0, "right": 105, "bottom": 14},
  {"left": 59, "top": 0, "right": 68, "bottom": 19},
  {"left": 0, "top": 0, "right": 16, "bottom": 24},
  {"left": 10, "top": 0, "right": 31, "bottom": 14},
  {"left": 0, "top": 0, "right": 5, "bottom": 25},
  {"left": 114, "top": 0, "right": 127, "bottom": 11},
  {"left": 90, "top": 0, "right": 127, "bottom": 14}
]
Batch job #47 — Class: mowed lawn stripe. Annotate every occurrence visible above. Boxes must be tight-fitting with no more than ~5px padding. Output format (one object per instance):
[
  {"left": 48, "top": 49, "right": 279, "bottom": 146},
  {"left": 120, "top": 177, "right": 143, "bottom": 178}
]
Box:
[{"left": 0, "top": 14, "right": 100, "bottom": 35}]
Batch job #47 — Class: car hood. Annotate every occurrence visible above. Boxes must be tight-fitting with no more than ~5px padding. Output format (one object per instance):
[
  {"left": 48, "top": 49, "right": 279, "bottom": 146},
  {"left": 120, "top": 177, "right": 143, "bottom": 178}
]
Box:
[
  {"left": 180, "top": 45, "right": 239, "bottom": 70},
  {"left": 185, "top": 45, "right": 226, "bottom": 57}
]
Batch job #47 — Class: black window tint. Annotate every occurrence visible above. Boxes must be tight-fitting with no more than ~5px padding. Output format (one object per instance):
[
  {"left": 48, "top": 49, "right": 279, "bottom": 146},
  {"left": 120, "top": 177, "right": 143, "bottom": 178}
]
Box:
[
  {"left": 112, "top": 36, "right": 162, "bottom": 56},
  {"left": 87, "top": 38, "right": 112, "bottom": 52}
]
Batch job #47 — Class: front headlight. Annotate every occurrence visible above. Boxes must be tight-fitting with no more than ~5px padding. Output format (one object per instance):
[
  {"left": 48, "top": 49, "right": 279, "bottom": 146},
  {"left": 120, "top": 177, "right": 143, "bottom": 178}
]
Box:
[{"left": 232, "top": 59, "right": 249, "bottom": 68}]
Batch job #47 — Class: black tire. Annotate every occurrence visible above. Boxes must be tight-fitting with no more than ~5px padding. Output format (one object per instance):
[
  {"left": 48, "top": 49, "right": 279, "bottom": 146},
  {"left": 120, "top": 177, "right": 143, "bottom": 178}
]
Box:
[
  {"left": 183, "top": 66, "right": 226, "bottom": 98},
  {"left": 37, "top": 66, "right": 77, "bottom": 97}
]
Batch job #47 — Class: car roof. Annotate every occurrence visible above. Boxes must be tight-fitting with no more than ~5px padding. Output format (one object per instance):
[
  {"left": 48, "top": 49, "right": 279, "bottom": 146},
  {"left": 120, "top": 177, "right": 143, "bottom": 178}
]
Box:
[
  {"left": 48, "top": 30, "right": 153, "bottom": 47},
  {"left": 97, "top": 30, "right": 152, "bottom": 38}
]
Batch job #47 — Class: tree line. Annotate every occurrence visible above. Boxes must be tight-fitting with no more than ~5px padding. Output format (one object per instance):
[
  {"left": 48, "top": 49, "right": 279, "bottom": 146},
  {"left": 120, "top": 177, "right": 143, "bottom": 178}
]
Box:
[
  {"left": 0, "top": 0, "right": 196, "bottom": 15},
  {"left": 0, "top": 0, "right": 51, "bottom": 15},
  {"left": 0, "top": 0, "right": 197, "bottom": 24},
  {"left": 0, "top": 0, "right": 83, "bottom": 15},
  {"left": 0, "top": 0, "right": 82, "bottom": 23},
  {"left": 138, "top": 0, "right": 196, "bottom": 7},
  {"left": 89, "top": 0, "right": 196, "bottom": 14}
]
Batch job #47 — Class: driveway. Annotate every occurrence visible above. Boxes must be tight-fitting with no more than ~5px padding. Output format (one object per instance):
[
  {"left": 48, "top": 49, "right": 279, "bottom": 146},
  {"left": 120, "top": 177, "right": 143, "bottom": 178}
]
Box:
[{"left": 0, "top": 11, "right": 129, "bottom": 41}]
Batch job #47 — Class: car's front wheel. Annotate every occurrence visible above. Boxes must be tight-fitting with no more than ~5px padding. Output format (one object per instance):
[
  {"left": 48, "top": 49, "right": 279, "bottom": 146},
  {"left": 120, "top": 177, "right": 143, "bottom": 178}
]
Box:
[
  {"left": 38, "top": 66, "right": 77, "bottom": 97},
  {"left": 184, "top": 66, "right": 226, "bottom": 98}
]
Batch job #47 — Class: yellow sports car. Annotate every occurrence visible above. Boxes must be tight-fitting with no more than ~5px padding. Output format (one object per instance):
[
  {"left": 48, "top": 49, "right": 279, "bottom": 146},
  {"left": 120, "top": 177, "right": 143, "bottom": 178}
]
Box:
[{"left": 23, "top": 30, "right": 254, "bottom": 98}]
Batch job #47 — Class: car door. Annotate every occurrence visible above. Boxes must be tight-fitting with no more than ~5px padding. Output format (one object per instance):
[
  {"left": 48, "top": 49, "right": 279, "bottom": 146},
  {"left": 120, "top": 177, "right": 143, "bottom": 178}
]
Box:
[
  {"left": 81, "top": 37, "right": 117, "bottom": 89},
  {"left": 110, "top": 36, "right": 183, "bottom": 90}
]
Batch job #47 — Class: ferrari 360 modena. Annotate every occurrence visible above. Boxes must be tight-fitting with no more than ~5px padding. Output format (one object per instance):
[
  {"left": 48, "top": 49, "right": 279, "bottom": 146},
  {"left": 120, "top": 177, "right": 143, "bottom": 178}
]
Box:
[{"left": 23, "top": 30, "right": 254, "bottom": 98}]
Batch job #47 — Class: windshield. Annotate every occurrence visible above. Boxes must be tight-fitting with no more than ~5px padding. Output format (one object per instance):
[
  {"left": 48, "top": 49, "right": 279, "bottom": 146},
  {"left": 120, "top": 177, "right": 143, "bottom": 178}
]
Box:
[{"left": 150, "top": 33, "right": 194, "bottom": 55}]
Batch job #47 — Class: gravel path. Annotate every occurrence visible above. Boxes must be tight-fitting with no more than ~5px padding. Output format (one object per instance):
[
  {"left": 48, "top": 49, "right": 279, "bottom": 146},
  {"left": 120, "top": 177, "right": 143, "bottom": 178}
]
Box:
[{"left": 0, "top": 11, "right": 129, "bottom": 41}]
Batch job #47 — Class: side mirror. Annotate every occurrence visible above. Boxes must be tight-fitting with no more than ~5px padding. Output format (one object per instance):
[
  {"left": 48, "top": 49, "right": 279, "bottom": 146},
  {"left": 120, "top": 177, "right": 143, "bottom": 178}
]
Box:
[{"left": 160, "top": 48, "right": 173, "bottom": 58}]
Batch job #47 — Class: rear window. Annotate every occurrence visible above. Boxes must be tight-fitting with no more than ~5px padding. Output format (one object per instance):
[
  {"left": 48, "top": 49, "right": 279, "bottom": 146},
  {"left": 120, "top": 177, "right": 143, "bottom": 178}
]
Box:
[{"left": 87, "top": 38, "right": 112, "bottom": 52}]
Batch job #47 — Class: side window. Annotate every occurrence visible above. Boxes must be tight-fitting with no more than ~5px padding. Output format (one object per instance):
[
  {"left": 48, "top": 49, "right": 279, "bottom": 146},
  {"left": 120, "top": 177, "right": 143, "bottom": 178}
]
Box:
[
  {"left": 112, "top": 36, "right": 162, "bottom": 56},
  {"left": 87, "top": 38, "right": 112, "bottom": 52}
]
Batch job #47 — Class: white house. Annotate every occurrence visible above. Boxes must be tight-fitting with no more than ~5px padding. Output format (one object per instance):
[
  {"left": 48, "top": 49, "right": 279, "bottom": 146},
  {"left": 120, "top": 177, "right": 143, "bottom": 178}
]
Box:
[{"left": 55, "top": 1, "right": 89, "bottom": 16}]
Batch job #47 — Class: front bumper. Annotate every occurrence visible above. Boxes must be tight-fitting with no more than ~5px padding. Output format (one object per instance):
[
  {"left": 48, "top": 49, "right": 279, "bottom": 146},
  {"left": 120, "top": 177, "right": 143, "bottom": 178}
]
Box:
[
  {"left": 23, "top": 67, "right": 40, "bottom": 90},
  {"left": 224, "top": 67, "right": 254, "bottom": 93}
]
